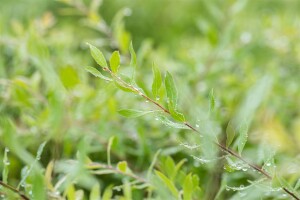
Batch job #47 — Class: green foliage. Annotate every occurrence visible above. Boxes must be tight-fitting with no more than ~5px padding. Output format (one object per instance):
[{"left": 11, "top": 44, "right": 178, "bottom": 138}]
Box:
[{"left": 1, "top": 0, "right": 300, "bottom": 199}]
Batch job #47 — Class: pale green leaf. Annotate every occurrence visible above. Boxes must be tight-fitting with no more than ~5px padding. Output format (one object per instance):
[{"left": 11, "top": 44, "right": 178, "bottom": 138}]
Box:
[
  {"left": 155, "top": 170, "right": 179, "bottom": 197},
  {"left": 107, "top": 136, "right": 115, "bottom": 166},
  {"left": 152, "top": 62, "right": 162, "bottom": 98},
  {"left": 114, "top": 79, "right": 136, "bottom": 93},
  {"left": 209, "top": 88, "right": 215, "bottom": 112},
  {"left": 169, "top": 106, "right": 185, "bottom": 122},
  {"left": 90, "top": 184, "right": 101, "bottom": 200},
  {"left": 85, "top": 66, "right": 112, "bottom": 81},
  {"left": 87, "top": 43, "right": 107, "bottom": 68},
  {"left": 102, "top": 185, "right": 113, "bottom": 200},
  {"left": 160, "top": 116, "right": 189, "bottom": 129},
  {"left": 237, "top": 122, "right": 249, "bottom": 155},
  {"left": 110, "top": 51, "right": 120, "bottom": 73},
  {"left": 165, "top": 72, "right": 178, "bottom": 110},
  {"left": 226, "top": 120, "right": 236, "bottom": 147},
  {"left": 118, "top": 109, "right": 156, "bottom": 118},
  {"left": 183, "top": 174, "right": 193, "bottom": 200}
]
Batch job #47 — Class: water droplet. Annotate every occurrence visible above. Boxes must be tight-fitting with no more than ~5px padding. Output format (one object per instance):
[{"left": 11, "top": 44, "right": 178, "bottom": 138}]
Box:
[
  {"left": 196, "top": 124, "right": 199, "bottom": 128},
  {"left": 225, "top": 187, "right": 230, "bottom": 191},
  {"left": 145, "top": 100, "right": 149, "bottom": 103},
  {"left": 156, "top": 97, "right": 160, "bottom": 101},
  {"left": 266, "top": 162, "right": 271, "bottom": 167},
  {"left": 5, "top": 148, "right": 9, "bottom": 152},
  {"left": 155, "top": 117, "right": 159, "bottom": 121},
  {"left": 242, "top": 168, "right": 247, "bottom": 172},
  {"left": 240, "top": 185, "right": 244, "bottom": 189}
]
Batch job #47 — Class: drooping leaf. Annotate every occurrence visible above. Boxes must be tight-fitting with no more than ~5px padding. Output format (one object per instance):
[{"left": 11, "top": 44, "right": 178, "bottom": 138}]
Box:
[
  {"left": 160, "top": 116, "right": 189, "bottom": 129},
  {"left": 155, "top": 170, "right": 179, "bottom": 197},
  {"left": 114, "top": 78, "right": 136, "bottom": 93},
  {"left": 118, "top": 109, "right": 156, "bottom": 118},
  {"left": 87, "top": 43, "right": 107, "bottom": 68},
  {"left": 152, "top": 62, "right": 162, "bottom": 98},
  {"left": 165, "top": 72, "right": 178, "bottom": 110},
  {"left": 110, "top": 51, "right": 120, "bottom": 73},
  {"left": 85, "top": 66, "right": 112, "bottom": 81}
]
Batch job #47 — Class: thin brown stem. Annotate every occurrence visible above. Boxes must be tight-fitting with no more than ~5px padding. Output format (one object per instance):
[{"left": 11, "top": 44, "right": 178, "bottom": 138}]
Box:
[
  {"left": 0, "top": 180, "right": 30, "bottom": 200},
  {"left": 103, "top": 67, "right": 300, "bottom": 199}
]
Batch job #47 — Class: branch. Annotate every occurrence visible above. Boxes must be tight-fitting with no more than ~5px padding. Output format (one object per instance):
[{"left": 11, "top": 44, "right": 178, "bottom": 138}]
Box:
[
  {"left": 102, "top": 67, "right": 300, "bottom": 200},
  {"left": 0, "top": 180, "right": 30, "bottom": 200}
]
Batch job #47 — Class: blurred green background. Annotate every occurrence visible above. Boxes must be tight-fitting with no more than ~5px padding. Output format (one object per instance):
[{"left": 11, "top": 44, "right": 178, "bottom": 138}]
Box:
[{"left": 0, "top": 0, "right": 300, "bottom": 199}]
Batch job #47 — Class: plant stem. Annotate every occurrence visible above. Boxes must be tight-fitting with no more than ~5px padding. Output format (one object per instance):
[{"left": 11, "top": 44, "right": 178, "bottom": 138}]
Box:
[
  {"left": 0, "top": 180, "right": 30, "bottom": 200},
  {"left": 103, "top": 67, "right": 300, "bottom": 200}
]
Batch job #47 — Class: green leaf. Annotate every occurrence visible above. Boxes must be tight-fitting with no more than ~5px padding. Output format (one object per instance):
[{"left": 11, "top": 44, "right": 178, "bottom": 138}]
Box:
[
  {"left": 117, "top": 161, "right": 127, "bottom": 173},
  {"left": 90, "top": 183, "right": 101, "bottom": 200},
  {"left": 152, "top": 62, "right": 162, "bottom": 98},
  {"left": 118, "top": 109, "right": 156, "bottom": 118},
  {"left": 107, "top": 136, "right": 115, "bottom": 166},
  {"left": 129, "top": 42, "right": 137, "bottom": 68},
  {"left": 165, "top": 72, "right": 178, "bottom": 110},
  {"left": 160, "top": 116, "right": 189, "bottom": 129},
  {"left": 85, "top": 66, "right": 112, "bottom": 81},
  {"left": 87, "top": 43, "right": 107, "bottom": 68},
  {"left": 155, "top": 170, "right": 179, "bottom": 197},
  {"left": 183, "top": 174, "right": 193, "bottom": 200},
  {"left": 102, "top": 185, "right": 113, "bottom": 200},
  {"left": 114, "top": 79, "right": 136, "bottom": 93},
  {"left": 226, "top": 120, "right": 236, "bottom": 147},
  {"left": 110, "top": 51, "right": 120, "bottom": 73},
  {"left": 147, "top": 149, "right": 161, "bottom": 179},
  {"left": 168, "top": 105, "right": 185, "bottom": 122},
  {"left": 209, "top": 88, "right": 215, "bottom": 112},
  {"left": 237, "top": 122, "right": 249, "bottom": 155},
  {"left": 129, "top": 42, "right": 137, "bottom": 81},
  {"left": 2, "top": 148, "right": 9, "bottom": 184}
]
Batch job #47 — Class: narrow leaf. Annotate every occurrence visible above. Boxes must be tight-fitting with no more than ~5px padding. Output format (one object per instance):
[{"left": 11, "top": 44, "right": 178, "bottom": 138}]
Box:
[
  {"left": 165, "top": 72, "right": 178, "bottom": 110},
  {"left": 183, "top": 174, "right": 193, "bottom": 200},
  {"left": 114, "top": 79, "right": 136, "bottom": 93},
  {"left": 169, "top": 105, "right": 185, "bottom": 122},
  {"left": 209, "top": 88, "right": 215, "bottom": 112},
  {"left": 237, "top": 122, "right": 249, "bottom": 154},
  {"left": 152, "top": 62, "right": 162, "bottom": 98},
  {"left": 160, "top": 116, "right": 189, "bottom": 129},
  {"left": 107, "top": 136, "right": 115, "bottom": 166},
  {"left": 85, "top": 66, "right": 112, "bottom": 81},
  {"left": 118, "top": 109, "right": 156, "bottom": 118},
  {"left": 87, "top": 43, "right": 107, "bottom": 67},
  {"left": 110, "top": 51, "right": 120, "bottom": 73},
  {"left": 90, "top": 184, "right": 101, "bottom": 200},
  {"left": 155, "top": 170, "right": 179, "bottom": 197},
  {"left": 129, "top": 42, "right": 137, "bottom": 81}
]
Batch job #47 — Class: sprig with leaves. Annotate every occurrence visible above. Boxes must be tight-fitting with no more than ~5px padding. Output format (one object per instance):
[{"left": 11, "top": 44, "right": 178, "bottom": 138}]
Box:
[{"left": 85, "top": 43, "right": 300, "bottom": 200}]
